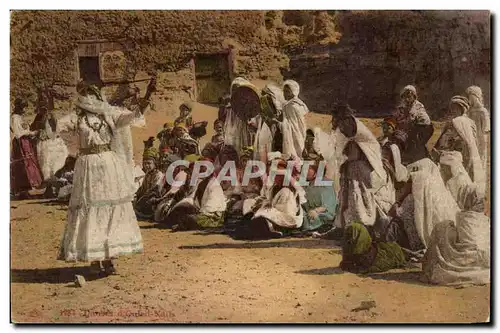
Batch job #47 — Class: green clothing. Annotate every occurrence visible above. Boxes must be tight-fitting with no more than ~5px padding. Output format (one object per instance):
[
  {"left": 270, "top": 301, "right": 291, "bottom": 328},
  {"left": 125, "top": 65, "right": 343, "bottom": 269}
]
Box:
[
  {"left": 341, "top": 222, "right": 406, "bottom": 274},
  {"left": 302, "top": 185, "right": 337, "bottom": 231},
  {"left": 196, "top": 212, "right": 225, "bottom": 228}
]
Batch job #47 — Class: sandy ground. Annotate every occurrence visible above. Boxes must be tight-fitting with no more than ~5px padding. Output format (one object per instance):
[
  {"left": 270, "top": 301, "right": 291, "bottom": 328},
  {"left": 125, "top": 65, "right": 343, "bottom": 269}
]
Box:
[{"left": 10, "top": 103, "right": 490, "bottom": 323}]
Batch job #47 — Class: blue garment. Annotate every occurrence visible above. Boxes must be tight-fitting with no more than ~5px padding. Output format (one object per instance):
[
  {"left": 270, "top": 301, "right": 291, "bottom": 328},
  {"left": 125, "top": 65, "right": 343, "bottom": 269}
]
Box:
[{"left": 302, "top": 184, "right": 337, "bottom": 231}]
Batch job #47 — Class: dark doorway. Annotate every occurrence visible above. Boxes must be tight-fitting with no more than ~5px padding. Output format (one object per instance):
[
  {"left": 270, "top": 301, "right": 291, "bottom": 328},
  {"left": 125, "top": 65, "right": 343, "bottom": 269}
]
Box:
[
  {"left": 194, "top": 54, "right": 231, "bottom": 104},
  {"left": 78, "top": 56, "right": 101, "bottom": 86}
]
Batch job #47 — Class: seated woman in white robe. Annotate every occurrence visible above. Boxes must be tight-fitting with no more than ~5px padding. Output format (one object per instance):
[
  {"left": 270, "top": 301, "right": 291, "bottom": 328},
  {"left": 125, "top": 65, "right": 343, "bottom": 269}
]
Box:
[
  {"left": 439, "top": 151, "right": 475, "bottom": 210},
  {"left": 332, "top": 104, "right": 395, "bottom": 230},
  {"left": 281, "top": 80, "right": 309, "bottom": 159},
  {"left": 171, "top": 157, "right": 227, "bottom": 231},
  {"left": 423, "top": 186, "right": 490, "bottom": 286},
  {"left": 433, "top": 96, "right": 485, "bottom": 194},
  {"left": 390, "top": 158, "right": 460, "bottom": 251},
  {"left": 251, "top": 158, "right": 304, "bottom": 237}
]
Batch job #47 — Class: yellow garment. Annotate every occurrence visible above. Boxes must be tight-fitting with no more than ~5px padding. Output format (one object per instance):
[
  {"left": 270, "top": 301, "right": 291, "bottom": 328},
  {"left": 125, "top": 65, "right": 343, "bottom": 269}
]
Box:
[
  {"left": 143, "top": 147, "right": 159, "bottom": 161},
  {"left": 184, "top": 154, "right": 201, "bottom": 163}
]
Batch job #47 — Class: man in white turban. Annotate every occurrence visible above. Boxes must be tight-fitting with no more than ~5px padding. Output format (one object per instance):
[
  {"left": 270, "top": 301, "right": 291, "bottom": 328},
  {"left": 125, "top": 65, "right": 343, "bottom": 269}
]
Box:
[
  {"left": 396, "top": 85, "right": 433, "bottom": 165},
  {"left": 397, "top": 85, "right": 431, "bottom": 129},
  {"left": 465, "top": 85, "right": 490, "bottom": 171},
  {"left": 434, "top": 95, "right": 485, "bottom": 194},
  {"left": 224, "top": 77, "right": 256, "bottom": 154},
  {"left": 280, "top": 80, "right": 309, "bottom": 159}
]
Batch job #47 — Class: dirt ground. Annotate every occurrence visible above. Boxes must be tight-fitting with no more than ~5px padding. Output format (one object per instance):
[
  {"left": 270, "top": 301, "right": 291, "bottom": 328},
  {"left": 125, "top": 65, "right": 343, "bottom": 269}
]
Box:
[{"left": 10, "top": 103, "right": 490, "bottom": 323}]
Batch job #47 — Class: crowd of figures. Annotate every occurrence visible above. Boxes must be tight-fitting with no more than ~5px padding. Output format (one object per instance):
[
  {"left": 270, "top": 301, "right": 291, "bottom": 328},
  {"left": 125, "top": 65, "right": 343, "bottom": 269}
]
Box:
[{"left": 10, "top": 76, "right": 490, "bottom": 286}]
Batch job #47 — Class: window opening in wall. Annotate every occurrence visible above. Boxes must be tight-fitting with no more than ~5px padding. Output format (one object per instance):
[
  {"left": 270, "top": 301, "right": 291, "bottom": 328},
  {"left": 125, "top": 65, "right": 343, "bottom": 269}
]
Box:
[
  {"left": 194, "top": 53, "right": 231, "bottom": 105},
  {"left": 78, "top": 56, "right": 101, "bottom": 86}
]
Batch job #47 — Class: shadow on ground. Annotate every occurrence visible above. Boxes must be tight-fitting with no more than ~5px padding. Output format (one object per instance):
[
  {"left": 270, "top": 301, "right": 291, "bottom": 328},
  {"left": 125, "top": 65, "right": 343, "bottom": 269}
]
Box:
[
  {"left": 179, "top": 239, "right": 337, "bottom": 250},
  {"left": 24, "top": 199, "right": 68, "bottom": 208},
  {"left": 11, "top": 267, "right": 107, "bottom": 284},
  {"left": 295, "top": 266, "right": 344, "bottom": 275},
  {"left": 364, "top": 270, "right": 432, "bottom": 286}
]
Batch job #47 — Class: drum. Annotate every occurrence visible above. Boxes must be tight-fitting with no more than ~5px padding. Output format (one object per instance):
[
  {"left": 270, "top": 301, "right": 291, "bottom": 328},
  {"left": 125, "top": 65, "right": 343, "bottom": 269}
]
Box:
[
  {"left": 189, "top": 121, "right": 208, "bottom": 139},
  {"left": 230, "top": 84, "right": 262, "bottom": 120}
]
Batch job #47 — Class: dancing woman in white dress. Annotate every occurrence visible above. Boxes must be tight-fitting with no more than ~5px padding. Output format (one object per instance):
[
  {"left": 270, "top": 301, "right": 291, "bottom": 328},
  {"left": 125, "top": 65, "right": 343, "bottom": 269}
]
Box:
[{"left": 57, "top": 83, "right": 144, "bottom": 275}]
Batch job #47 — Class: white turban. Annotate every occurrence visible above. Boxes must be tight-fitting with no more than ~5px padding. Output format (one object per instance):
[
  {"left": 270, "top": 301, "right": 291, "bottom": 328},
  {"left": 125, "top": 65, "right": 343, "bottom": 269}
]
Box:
[
  {"left": 262, "top": 83, "right": 285, "bottom": 110},
  {"left": 230, "top": 77, "right": 251, "bottom": 94},
  {"left": 465, "top": 85, "right": 484, "bottom": 106},
  {"left": 400, "top": 85, "right": 417, "bottom": 97},
  {"left": 449, "top": 95, "right": 470, "bottom": 113},
  {"left": 267, "top": 151, "right": 282, "bottom": 161},
  {"left": 284, "top": 80, "right": 300, "bottom": 97}
]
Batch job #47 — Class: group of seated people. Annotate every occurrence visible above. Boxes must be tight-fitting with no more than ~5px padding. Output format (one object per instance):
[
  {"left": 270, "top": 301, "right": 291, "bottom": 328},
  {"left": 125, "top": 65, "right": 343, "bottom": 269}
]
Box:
[{"left": 129, "top": 82, "right": 489, "bottom": 287}]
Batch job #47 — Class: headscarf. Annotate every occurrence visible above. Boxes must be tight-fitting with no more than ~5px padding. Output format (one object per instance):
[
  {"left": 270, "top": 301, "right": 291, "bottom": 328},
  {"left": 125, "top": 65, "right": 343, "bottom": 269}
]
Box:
[
  {"left": 267, "top": 151, "right": 282, "bottom": 162},
  {"left": 143, "top": 147, "right": 159, "bottom": 162},
  {"left": 179, "top": 102, "right": 193, "bottom": 118},
  {"left": 175, "top": 122, "right": 187, "bottom": 131},
  {"left": 284, "top": 80, "right": 300, "bottom": 97},
  {"left": 13, "top": 98, "right": 27, "bottom": 114},
  {"left": 465, "top": 86, "right": 484, "bottom": 106},
  {"left": 230, "top": 77, "right": 251, "bottom": 94},
  {"left": 449, "top": 95, "right": 470, "bottom": 114},
  {"left": 262, "top": 83, "right": 285, "bottom": 112},
  {"left": 342, "top": 222, "right": 372, "bottom": 256},
  {"left": 400, "top": 85, "right": 417, "bottom": 97},
  {"left": 201, "top": 142, "right": 220, "bottom": 161},
  {"left": 451, "top": 116, "right": 485, "bottom": 190},
  {"left": 332, "top": 102, "right": 355, "bottom": 119},
  {"left": 343, "top": 117, "right": 386, "bottom": 179},
  {"left": 283, "top": 80, "right": 309, "bottom": 113},
  {"left": 240, "top": 146, "right": 255, "bottom": 159},
  {"left": 74, "top": 84, "right": 136, "bottom": 184},
  {"left": 184, "top": 154, "right": 201, "bottom": 163},
  {"left": 380, "top": 117, "right": 397, "bottom": 130},
  {"left": 180, "top": 102, "right": 193, "bottom": 111},
  {"left": 76, "top": 81, "right": 104, "bottom": 101}
]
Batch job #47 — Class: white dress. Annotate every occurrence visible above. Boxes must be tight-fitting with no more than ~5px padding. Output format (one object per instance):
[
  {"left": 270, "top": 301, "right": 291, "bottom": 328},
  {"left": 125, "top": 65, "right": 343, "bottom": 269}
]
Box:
[
  {"left": 36, "top": 119, "right": 68, "bottom": 180},
  {"left": 58, "top": 110, "right": 143, "bottom": 262}
]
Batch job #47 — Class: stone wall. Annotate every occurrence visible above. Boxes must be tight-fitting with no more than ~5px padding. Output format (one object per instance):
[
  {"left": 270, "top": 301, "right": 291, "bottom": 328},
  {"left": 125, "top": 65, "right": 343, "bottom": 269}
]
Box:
[
  {"left": 283, "top": 10, "right": 491, "bottom": 118},
  {"left": 11, "top": 10, "right": 489, "bottom": 119},
  {"left": 10, "top": 10, "right": 340, "bottom": 113}
]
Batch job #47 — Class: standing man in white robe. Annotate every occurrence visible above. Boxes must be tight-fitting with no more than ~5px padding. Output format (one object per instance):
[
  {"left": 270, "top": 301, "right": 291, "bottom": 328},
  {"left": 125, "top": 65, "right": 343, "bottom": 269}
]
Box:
[
  {"left": 465, "top": 86, "right": 490, "bottom": 172},
  {"left": 224, "top": 77, "right": 255, "bottom": 155},
  {"left": 281, "top": 80, "right": 309, "bottom": 159}
]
